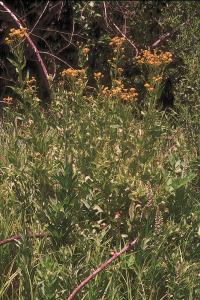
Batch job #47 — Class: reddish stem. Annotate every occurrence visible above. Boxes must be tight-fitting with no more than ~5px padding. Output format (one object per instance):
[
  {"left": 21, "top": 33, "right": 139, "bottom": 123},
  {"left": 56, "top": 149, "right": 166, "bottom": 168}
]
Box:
[
  {"left": 151, "top": 32, "right": 171, "bottom": 48},
  {"left": 0, "top": 233, "right": 48, "bottom": 246},
  {"left": 0, "top": 1, "right": 51, "bottom": 103},
  {"left": 67, "top": 238, "right": 138, "bottom": 300}
]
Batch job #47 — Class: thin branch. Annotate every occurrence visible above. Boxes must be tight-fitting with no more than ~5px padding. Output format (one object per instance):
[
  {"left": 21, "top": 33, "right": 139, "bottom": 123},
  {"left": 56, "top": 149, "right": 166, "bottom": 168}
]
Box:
[
  {"left": 0, "top": 1, "right": 51, "bottom": 102},
  {"left": 103, "top": 1, "right": 109, "bottom": 29},
  {"left": 38, "top": 27, "right": 85, "bottom": 41},
  {"left": 102, "top": 3, "right": 138, "bottom": 57},
  {"left": 112, "top": 22, "right": 138, "bottom": 57},
  {"left": 151, "top": 32, "right": 171, "bottom": 49},
  {"left": 30, "top": 32, "right": 56, "bottom": 78},
  {"left": 40, "top": 51, "right": 73, "bottom": 69},
  {"left": 0, "top": 233, "right": 48, "bottom": 246},
  {"left": 102, "top": 2, "right": 115, "bottom": 33},
  {"left": 57, "top": 1, "right": 64, "bottom": 21},
  {"left": 56, "top": 18, "right": 75, "bottom": 56},
  {"left": 29, "top": 1, "right": 50, "bottom": 34},
  {"left": 151, "top": 18, "right": 189, "bottom": 49},
  {"left": 67, "top": 238, "right": 138, "bottom": 300},
  {"left": 0, "top": 76, "right": 14, "bottom": 83}
]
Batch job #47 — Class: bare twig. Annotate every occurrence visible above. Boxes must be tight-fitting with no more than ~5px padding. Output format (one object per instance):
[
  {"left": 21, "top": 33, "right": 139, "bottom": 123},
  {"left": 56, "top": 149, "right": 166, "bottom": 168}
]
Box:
[
  {"left": 56, "top": 18, "right": 75, "bottom": 56},
  {"left": 39, "top": 51, "right": 73, "bottom": 69},
  {"left": 57, "top": 1, "right": 64, "bottom": 21},
  {"left": 0, "top": 1, "right": 51, "bottom": 103},
  {"left": 29, "top": 1, "right": 50, "bottom": 34},
  {"left": 112, "top": 22, "right": 138, "bottom": 57},
  {"left": 67, "top": 238, "right": 138, "bottom": 300},
  {"left": 0, "top": 76, "right": 14, "bottom": 83},
  {"left": 103, "top": 1, "right": 109, "bottom": 29},
  {"left": 0, "top": 233, "right": 48, "bottom": 246},
  {"left": 30, "top": 32, "right": 56, "bottom": 78},
  {"left": 151, "top": 32, "right": 171, "bottom": 48},
  {"left": 102, "top": 3, "right": 138, "bottom": 57},
  {"left": 151, "top": 18, "right": 189, "bottom": 49},
  {"left": 38, "top": 28, "right": 85, "bottom": 42}
]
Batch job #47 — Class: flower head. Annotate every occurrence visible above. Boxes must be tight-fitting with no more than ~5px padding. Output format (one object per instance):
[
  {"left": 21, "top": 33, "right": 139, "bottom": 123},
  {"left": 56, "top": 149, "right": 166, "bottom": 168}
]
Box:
[
  {"left": 137, "top": 49, "right": 173, "bottom": 66},
  {"left": 3, "top": 96, "right": 13, "bottom": 105},
  {"left": 26, "top": 76, "right": 36, "bottom": 86},
  {"left": 61, "top": 68, "right": 86, "bottom": 79},
  {"left": 94, "top": 72, "right": 103, "bottom": 80},
  {"left": 82, "top": 47, "right": 90, "bottom": 55},
  {"left": 5, "top": 27, "right": 27, "bottom": 45},
  {"left": 109, "top": 36, "right": 126, "bottom": 47}
]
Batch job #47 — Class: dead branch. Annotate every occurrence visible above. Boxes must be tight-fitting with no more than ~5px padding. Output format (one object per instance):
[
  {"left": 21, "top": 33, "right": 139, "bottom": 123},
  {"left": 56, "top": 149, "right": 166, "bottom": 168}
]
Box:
[
  {"left": 102, "top": 1, "right": 138, "bottom": 57},
  {"left": 151, "top": 17, "right": 190, "bottom": 49},
  {"left": 56, "top": 18, "right": 75, "bottom": 57},
  {"left": 67, "top": 238, "right": 138, "bottom": 300},
  {"left": 0, "top": 233, "right": 48, "bottom": 246},
  {"left": 151, "top": 32, "right": 171, "bottom": 48},
  {"left": 0, "top": 1, "right": 51, "bottom": 104},
  {"left": 40, "top": 51, "right": 73, "bottom": 69},
  {"left": 30, "top": 32, "right": 56, "bottom": 78},
  {"left": 29, "top": 1, "right": 50, "bottom": 34}
]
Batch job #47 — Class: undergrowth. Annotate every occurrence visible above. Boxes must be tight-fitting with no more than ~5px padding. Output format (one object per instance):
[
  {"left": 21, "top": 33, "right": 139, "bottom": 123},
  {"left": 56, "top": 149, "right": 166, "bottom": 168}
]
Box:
[{"left": 0, "top": 26, "right": 200, "bottom": 300}]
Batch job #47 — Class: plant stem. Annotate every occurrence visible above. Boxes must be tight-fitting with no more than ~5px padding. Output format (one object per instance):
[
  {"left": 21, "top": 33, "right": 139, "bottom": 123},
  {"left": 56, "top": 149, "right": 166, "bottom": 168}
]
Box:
[
  {"left": 67, "top": 238, "right": 138, "bottom": 300},
  {"left": 0, "top": 233, "right": 48, "bottom": 246},
  {"left": 0, "top": 1, "right": 51, "bottom": 104}
]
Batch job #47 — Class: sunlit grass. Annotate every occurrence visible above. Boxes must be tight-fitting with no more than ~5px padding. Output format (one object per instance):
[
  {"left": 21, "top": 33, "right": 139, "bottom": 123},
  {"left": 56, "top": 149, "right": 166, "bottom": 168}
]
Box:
[{"left": 0, "top": 28, "right": 200, "bottom": 299}]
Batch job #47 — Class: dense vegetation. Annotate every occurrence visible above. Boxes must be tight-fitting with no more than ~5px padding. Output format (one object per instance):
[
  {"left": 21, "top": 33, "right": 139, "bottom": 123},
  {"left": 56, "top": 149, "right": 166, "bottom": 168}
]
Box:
[{"left": 0, "top": 1, "right": 200, "bottom": 299}]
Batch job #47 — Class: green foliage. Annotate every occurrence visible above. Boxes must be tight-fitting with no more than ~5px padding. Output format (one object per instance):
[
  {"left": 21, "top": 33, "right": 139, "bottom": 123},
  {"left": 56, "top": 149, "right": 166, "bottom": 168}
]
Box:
[{"left": 1, "top": 2, "right": 200, "bottom": 299}]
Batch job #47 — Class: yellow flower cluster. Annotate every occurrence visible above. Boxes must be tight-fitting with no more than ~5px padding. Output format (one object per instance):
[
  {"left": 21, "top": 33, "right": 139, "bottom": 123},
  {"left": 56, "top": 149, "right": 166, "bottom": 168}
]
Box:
[
  {"left": 117, "top": 68, "right": 123, "bottom": 74},
  {"left": 94, "top": 72, "right": 103, "bottom": 80},
  {"left": 47, "top": 74, "right": 54, "bottom": 82},
  {"left": 3, "top": 96, "right": 13, "bottom": 105},
  {"left": 144, "top": 75, "right": 163, "bottom": 92},
  {"left": 102, "top": 81, "right": 138, "bottom": 102},
  {"left": 82, "top": 47, "right": 90, "bottom": 55},
  {"left": 26, "top": 76, "right": 36, "bottom": 86},
  {"left": 152, "top": 75, "right": 162, "bottom": 82},
  {"left": 137, "top": 49, "right": 172, "bottom": 66},
  {"left": 144, "top": 83, "right": 154, "bottom": 92},
  {"left": 5, "top": 28, "right": 27, "bottom": 45},
  {"left": 61, "top": 68, "right": 86, "bottom": 78},
  {"left": 109, "top": 36, "right": 126, "bottom": 47}
]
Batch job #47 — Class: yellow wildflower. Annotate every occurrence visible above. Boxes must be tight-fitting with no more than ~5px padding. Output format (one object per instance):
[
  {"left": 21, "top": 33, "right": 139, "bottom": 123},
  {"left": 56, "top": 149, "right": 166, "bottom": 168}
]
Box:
[
  {"left": 113, "top": 79, "right": 123, "bottom": 85},
  {"left": 26, "top": 76, "right": 36, "bottom": 86},
  {"left": 48, "top": 74, "right": 54, "bottom": 82},
  {"left": 82, "top": 47, "right": 90, "bottom": 55},
  {"left": 153, "top": 75, "right": 163, "bottom": 82},
  {"left": 109, "top": 36, "right": 126, "bottom": 47},
  {"left": 61, "top": 68, "right": 78, "bottom": 78},
  {"left": 148, "top": 87, "right": 154, "bottom": 92},
  {"left": 5, "top": 27, "right": 27, "bottom": 45},
  {"left": 117, "top": 68, "right": 123, "bottom": 74},
  {"left": 94, "top": 72, "right": 103, "bottom": 79},
  {"left": 3, "top": 96, "right": 13, "bottom": 104},
  {"left": 61, "top": 68, "right": 86, "bottom": 79},
  {"left": 137, "top": 49, "right": 173, "bottom": 66},
  {"left": 144, "top": 83, "right": 151, "bottom": 88}
]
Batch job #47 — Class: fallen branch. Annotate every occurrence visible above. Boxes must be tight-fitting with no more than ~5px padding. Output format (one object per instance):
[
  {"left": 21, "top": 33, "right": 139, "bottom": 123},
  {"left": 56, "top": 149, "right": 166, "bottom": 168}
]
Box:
[
  {"left": 67, "top": 238, "right": 138, "bottom": 300},
  {"left": 151, "top": 32, "right": 171, "bottom": 48},
  {"left": 151, "top": 18, "right": 189, "bottom": 49},
  {"left": 0, "top": 1, "right": 51, "bottom": 104},
  {"left": 0, "top": 233, "right": 48, "bottom": 246}
]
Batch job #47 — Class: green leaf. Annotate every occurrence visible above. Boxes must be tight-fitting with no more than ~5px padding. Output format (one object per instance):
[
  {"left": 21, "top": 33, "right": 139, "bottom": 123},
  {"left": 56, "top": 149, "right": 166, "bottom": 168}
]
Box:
[{"left": 7, "top": 57, "right": 18, "bottom": 68}]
